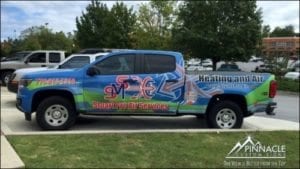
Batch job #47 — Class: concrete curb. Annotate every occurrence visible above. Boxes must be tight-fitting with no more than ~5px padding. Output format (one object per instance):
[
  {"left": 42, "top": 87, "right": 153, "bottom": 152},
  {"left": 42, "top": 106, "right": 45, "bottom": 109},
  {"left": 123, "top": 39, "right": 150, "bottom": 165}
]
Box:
[
  {"left": 0, "top": 116, "right": 298, "bottom": 169},
  {"left": 1, "top": 117, "right": 298, "bottom": 136},
  {"left": 244, "top": 116, "right": 299, "bottom": 130},
  {"left": 1, "top": 135, "right": 25, "bottom": 169}
]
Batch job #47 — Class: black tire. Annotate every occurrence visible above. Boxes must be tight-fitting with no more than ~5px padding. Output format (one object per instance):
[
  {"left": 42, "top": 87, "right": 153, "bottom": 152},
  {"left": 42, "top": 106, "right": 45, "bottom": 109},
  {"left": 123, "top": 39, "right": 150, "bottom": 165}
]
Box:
[
  {"left": 1, "top": 71, "right": 13, "bottom": 86},
  {"left": 36, "top": 96, "right": 77, "bottom": 130},
  {"left": 207, "top": 101, "right": 243, "bottom": 129},
  {"left": 196, "top": 114, "right": 205, "bottom": 119}
]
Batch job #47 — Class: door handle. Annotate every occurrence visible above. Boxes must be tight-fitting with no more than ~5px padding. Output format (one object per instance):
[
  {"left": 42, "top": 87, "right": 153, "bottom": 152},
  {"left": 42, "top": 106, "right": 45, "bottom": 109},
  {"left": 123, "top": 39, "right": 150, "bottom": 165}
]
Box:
[
  {"left": 166, "top": 79, "right": 178, "bottom": 83},
  {"left": 123, "top": 79, "right": 137, "bottom": 83}
]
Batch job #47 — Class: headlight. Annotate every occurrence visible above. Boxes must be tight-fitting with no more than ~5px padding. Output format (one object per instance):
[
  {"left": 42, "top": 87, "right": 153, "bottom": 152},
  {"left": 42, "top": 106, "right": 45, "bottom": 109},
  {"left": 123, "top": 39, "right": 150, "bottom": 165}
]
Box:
[{"left": 19, "top": 79, "right": 32, "bottom": 88}]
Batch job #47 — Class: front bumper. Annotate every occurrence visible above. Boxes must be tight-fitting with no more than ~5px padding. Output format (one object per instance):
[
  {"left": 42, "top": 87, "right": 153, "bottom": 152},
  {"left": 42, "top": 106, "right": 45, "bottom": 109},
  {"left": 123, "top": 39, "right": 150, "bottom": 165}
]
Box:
[
  {"left": 7, "top": 80, "right": 18, "bottom": 93},
  {"left": 16, "top": 97, "right": 32, "bottom": 121}
]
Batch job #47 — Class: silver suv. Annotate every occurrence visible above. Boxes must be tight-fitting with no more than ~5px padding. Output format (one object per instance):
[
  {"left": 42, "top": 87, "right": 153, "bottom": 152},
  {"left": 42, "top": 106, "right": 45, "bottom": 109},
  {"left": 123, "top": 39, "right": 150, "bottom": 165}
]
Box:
[{"left": 1, "top": 50, "right": 65, "bottom": 85}]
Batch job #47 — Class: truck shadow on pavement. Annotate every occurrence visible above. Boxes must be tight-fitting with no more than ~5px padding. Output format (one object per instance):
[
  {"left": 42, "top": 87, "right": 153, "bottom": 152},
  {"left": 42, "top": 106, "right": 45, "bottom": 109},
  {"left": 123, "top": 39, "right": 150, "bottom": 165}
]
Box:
[
  {"left": 73, "top": 115, "right": 208, "bottom": 130},
  {"left": 3, "top": 100, "right": 16, "bottom": 107}
]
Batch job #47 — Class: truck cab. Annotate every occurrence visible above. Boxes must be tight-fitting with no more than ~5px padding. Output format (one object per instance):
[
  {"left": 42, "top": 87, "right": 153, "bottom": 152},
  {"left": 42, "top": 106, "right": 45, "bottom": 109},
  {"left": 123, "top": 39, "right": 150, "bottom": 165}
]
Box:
[{"left": 16, "top": 50, "right": 277, "bottom": 130}]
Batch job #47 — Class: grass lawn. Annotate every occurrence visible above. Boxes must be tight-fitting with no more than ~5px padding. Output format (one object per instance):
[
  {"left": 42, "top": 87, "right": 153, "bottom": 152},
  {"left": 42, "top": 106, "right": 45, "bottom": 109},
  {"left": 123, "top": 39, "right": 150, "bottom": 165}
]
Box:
[{"left": 8, "top": 131, "right": 299, "bottom": 168}]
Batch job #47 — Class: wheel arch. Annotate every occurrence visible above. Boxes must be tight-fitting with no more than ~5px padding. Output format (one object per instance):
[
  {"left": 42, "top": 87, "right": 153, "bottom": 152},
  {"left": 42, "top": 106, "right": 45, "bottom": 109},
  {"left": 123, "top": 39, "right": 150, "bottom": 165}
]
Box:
[
  {"left": 206, "top": 94, "right": 248, "bottom": 117},
  {"left": 0, "top": 68, "right": 16, "bottom": 73},
  {"left": 32, "top": 89, "right": 76, "bottom": 113},
  {"left": 1, "top": 69, "right": 16, "bottom": 75}
]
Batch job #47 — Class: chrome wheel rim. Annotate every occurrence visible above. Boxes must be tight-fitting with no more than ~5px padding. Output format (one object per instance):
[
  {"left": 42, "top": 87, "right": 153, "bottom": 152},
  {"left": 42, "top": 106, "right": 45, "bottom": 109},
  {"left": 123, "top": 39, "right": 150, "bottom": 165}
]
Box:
[
  {"left": 4, "top": 74, "right": 10, "bottom": 84},
  {"left": 45, "top": 104, "right": 68, "bottom": 127},
  {"left": 216, "top": 108, "right": 236, "bottom": 129}
]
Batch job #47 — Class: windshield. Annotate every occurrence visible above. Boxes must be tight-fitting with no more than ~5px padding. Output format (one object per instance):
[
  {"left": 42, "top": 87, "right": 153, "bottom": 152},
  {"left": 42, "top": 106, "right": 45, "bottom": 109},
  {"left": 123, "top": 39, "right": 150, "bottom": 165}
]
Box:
[
  {"left": 59, "top": 56, "right": 90, "bottom": 69},
  {"left": 2, "top": 52, "right": 31, "bottom": 61}
]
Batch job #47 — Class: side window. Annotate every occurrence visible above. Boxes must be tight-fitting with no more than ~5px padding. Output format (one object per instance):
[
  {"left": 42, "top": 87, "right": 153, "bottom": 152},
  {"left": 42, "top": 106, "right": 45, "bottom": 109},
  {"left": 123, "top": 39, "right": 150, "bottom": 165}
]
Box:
[
  {"left": 27, "top": 53, "right": 46, "bottom": 63},
  {"left": 59, "top": 56, "right": 90, "bottom": 69},
  {"left": 49, "top": 53, "right": 61, "bottom": 63},
  {"left": 95, "top": 54, "right": 135, "bottom": 75},
  {"left": 144, "top": 54, "right": 176, "bottom": 74}
]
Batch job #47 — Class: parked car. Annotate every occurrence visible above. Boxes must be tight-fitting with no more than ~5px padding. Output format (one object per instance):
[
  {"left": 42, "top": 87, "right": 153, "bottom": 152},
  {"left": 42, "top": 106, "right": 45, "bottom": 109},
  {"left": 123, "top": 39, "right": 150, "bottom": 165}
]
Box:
[
  {"left": 289, "top": 62, "right": 300, "bottom": 72},
  {"left": 1, "top": 51, "right": 31, "bottom": 62},
  {"left": 7, "top": 52, "right": 109, "bottom": 93},
  {"left": 202, "top": 65, "right": 213, "bottom": 71},
  {"left": 255, "top": 64, "right": 282, "bottom": 73},
  {"left": 201, "top": 59, "right": 213, "bottom": 66},
  {"left": 1, "top": 50, "right": 66, "bottom": 86},
  {"left": 187, "top": 65, "right": 204, "bottom": 71},
  {"left": 17, "top": 50, "right": 277, "bottom": 130},
  {"left": 249, "top": 56, "right": 263, "bottom": 62},
  {"left": 217, "top": 64, "right": 241, "bottom": 71},
  {"left": 284, "top": 72, "right": 300, "bottom": 80}
]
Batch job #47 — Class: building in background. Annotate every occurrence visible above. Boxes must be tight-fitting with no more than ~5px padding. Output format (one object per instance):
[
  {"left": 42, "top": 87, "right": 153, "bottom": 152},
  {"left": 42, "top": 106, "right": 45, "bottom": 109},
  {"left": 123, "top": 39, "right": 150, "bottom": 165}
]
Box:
[{"left": 262, "top": 37, "right": 299, "bottom": 59}]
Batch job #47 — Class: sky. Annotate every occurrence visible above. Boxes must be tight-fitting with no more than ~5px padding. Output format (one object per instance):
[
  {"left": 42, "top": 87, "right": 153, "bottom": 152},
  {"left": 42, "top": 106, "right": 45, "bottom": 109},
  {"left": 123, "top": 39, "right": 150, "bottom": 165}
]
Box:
[{"left": 1, "top": 1, "right": 299, "bottom": 42}]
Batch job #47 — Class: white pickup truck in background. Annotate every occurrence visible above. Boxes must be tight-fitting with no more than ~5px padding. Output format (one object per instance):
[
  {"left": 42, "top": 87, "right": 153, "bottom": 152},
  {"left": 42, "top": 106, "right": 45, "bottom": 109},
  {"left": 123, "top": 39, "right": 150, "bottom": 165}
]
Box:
[
  {"left": 7, "top": 52, "right": 109, "bottom": 93},
  {"left": 1, "top": 50, "right": 66, "bottom": 85}
]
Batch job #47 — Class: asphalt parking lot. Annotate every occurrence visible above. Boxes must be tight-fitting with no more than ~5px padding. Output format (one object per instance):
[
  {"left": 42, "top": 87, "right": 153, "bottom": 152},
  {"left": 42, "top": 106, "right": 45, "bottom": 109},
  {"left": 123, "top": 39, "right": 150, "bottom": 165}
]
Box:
[
  {"left": 1, "top": 87, "right": 210, "bottom": 133},
  {"left": 254, "top": 91, "right": 299, "bottom": 123},
  {"left": 1, "top": 87, "right": 298, "bottom": 134}
]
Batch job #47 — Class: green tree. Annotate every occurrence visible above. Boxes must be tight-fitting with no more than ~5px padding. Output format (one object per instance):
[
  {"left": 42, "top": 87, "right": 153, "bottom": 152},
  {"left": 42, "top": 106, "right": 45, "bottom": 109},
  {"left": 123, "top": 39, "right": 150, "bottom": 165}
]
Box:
[
  {"left": 18, "top": 25, "right": 74, "bottom": 53},
  {"left": 270, "top": 25, "right": 295, "bottom": 37},
  {"left": 107, "top": 2, "right": 136, "bottom": 48},
  {"left": 173, "top": 1, "right": 262, "bottom": 70},
  {"left": 1, "top": 38, "right": 27, "bottom": 58},
  {"left": 132, "top": 1, "right": 177, "bottom": 49},
  {"left": 1, "top": 39, "right": 14, "bottom": 58},
  {"left": 76, "top": 1, "right": 110, "bottom": 48},
  {"left": 262, "top": 25, "right": 271, "bottom": 37},
  {"left": 256, "top": 25, "right": 271, "bottom": 57},
  {"left": 75, "top": 0, "right": 136, "bottom": 49}
]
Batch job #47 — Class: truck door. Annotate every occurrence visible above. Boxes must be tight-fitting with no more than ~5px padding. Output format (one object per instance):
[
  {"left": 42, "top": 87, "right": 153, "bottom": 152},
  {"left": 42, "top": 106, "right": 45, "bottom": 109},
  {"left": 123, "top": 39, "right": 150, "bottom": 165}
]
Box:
[
  {"left": 24, "top": 52, "right": 47, "bottom": 68},
  {"left": 137, "top": 54, "right": 185, "bottom": 114},
  {"left": 82, "top": 53, "right": 140, "bottom": 113}
]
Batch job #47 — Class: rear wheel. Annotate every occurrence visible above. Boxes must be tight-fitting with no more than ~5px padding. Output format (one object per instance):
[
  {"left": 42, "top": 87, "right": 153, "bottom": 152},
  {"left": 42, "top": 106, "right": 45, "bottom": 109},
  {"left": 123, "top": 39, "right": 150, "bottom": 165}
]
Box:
[
  {"left": 36, "top": 96, "right": 77, "bottom": 130},
  {"left": 207, "top": 101, "right": 243, "bottom": 129}
]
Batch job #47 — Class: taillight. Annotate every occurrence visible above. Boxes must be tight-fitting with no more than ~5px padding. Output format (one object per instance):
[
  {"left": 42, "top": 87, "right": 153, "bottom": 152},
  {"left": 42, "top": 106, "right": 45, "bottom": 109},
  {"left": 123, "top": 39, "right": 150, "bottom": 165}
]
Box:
[{"left": 269, "top": 80, "right": 277, "bottom": 98}]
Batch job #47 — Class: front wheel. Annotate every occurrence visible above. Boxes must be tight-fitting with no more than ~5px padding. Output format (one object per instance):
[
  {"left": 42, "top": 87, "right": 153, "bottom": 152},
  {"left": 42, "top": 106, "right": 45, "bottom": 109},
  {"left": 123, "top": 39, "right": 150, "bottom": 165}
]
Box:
[
  {"left": 1, "top": 71, "right": 13, "bottom": 86},
  {"left": 207, "top": 101, "right": 243, "bottom": 129},
  {"left": 36, "top": 96, "right": 77, "bottom": 130}
]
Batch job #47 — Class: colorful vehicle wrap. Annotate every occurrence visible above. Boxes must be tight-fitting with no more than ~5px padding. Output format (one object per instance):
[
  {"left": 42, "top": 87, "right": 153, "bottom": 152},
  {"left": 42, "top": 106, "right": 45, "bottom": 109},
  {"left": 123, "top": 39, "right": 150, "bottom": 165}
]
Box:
[{"left": 17, "top": 50, "right": 276, "bottom": 118}]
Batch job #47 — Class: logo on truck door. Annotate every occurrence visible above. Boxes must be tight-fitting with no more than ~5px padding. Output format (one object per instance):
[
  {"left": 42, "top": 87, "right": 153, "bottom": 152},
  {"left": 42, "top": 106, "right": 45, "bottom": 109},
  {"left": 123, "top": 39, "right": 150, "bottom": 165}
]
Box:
[{"left": 104, "top": 75, "right": 156, "bottom": 100}]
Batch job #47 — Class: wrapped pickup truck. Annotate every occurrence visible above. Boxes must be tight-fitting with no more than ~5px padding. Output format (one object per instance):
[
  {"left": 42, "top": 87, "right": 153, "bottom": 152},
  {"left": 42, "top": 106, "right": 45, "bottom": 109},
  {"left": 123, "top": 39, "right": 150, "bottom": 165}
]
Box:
[{"left": 16, "top": 50, "right": 277, "bottom": 130}]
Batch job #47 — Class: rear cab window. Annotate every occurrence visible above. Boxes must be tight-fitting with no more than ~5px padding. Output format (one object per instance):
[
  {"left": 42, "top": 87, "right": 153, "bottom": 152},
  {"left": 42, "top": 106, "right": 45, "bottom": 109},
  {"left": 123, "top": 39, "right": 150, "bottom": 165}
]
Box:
[
  {"left": 143, "top": 54, "right": 176, "bottom": 74},
  {"left": 49, "top": 52, "right": 61, "bottom": 63},
  {"left": 95, "top": 54, "right": 135, "bottom": 75}
]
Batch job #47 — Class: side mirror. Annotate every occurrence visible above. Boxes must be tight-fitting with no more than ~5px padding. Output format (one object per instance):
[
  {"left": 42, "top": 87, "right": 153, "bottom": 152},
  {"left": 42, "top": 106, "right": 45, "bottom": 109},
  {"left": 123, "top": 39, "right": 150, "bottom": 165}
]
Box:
[
  {"left": 87, "top": 66, "right": 98, "bottom": 76},
  {"left": 24, "top": 60, "right": 28, "bottom": 64}
]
